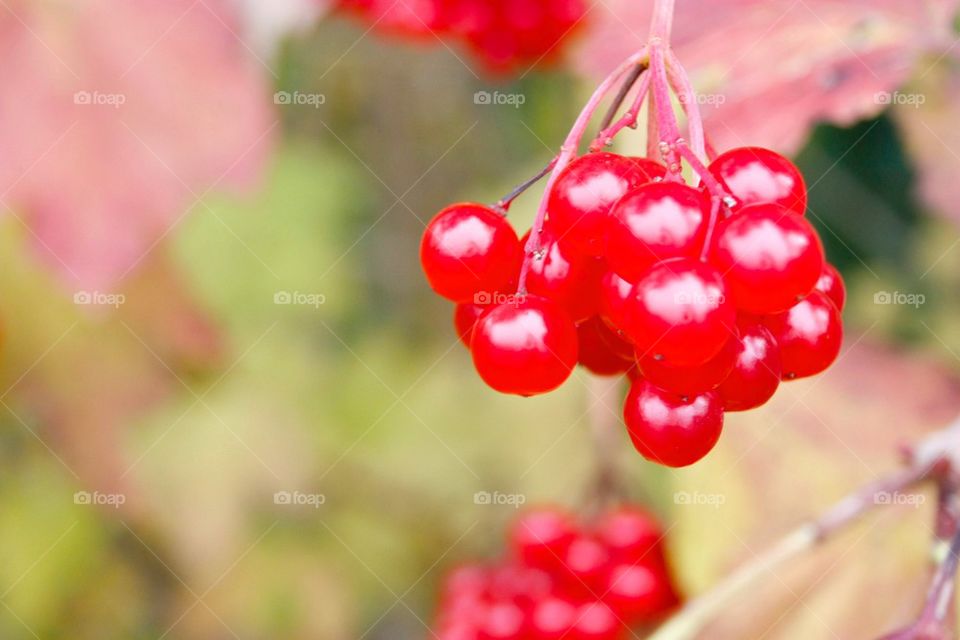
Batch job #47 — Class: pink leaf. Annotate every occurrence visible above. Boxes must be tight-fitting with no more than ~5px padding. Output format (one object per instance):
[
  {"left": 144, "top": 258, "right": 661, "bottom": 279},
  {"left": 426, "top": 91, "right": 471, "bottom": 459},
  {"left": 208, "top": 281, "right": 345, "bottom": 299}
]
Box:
[
  {"left": 0, "top": 0, "right": 275, "bottom": 289},
  {"left": 575, "top": 0, "right": 959, "bottom": 154}
]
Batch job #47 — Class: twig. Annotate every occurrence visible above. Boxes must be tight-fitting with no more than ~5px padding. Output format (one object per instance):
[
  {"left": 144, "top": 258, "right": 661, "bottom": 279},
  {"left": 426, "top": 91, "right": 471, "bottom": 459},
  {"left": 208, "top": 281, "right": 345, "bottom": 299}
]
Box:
[
  {"left": 596, "top": 62, "right": 647, "bottom": 135},
  {"left": 648, "top": 417, "right": 960, "bottom": 640},
  {"left": 495, "top": 158, "right": 557, "bottom": 212}
]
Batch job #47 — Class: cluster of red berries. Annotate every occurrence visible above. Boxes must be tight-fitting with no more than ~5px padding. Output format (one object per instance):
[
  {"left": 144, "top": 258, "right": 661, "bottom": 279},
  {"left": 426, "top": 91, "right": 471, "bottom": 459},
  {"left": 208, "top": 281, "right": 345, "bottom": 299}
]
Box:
[
  {"left": 421, "top": 147, "right": 845, "bottom": 467},
  {"left": 335, "top": 0, "right": 586, "bottom": 73},
  {"left": 432, "top": 505, "right": 678, "bottom": 639}
]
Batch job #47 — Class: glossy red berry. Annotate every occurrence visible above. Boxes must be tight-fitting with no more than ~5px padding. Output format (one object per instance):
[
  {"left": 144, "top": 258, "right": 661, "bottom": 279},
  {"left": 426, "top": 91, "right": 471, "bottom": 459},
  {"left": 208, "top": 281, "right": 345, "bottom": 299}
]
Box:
[
  {"left": 606, "top": 182, "right": 709, "bottom": 283},
  {"left": 572, "top": 601, "right": 621, "bottom": 640},
  {"left": 604, "top": 563, "right": 677, "bottom": 622},
  {"left": 547, "top": 153, "right": 651, "bottom": 256},
  {"left": 559, "top": 535, "right": 610, "bottom": 595},
  {"left": 421, "top": 203, "right": 522, "bottom": 302},
  {"left": 716, "top": 323, "right": 782, "bottom": 411},
  {"left": 764, "top": 290, "right": 842, "bottom": 380},
  {"left": 576, "top": 318, "right": 634, "bottom": 376},
  {"left": 455, "top": 303, "right": 488, "bottom": 346},
  {"left": 709, "top": 203, "right": 824, "bottom": 314},
  {"left": 524, "top": 229, "right": 602, "bottom": 322},
  {"left": 530, "top": 596, "right": 577, "bottom": 640},
  {"left": 471, "top": 296, "right": 577, "bottom": 396},
  {"left": 629, "top": 157, "right": 668, "bottom": 182},
  {"left": 624, "top": 259, "right": 735, "bottom": 367},
  {"left": 815, "top": 262, "right": 846, "bottom": 312},
  {"left": 708, "top": 146, "right": 807, "bottom": 215},
  {"left": 623, "top": 379, "right": 724, "bottom": 467},
  {"left": 479, "top": 601, "right": 525, "bottom": 640},
  {"left": 510, "top": 508, "right": 577, "bottom": 570},
  {"left": 595, "top": 507, "right": 662, "bottom": 563},
  {"left": 637, "top": 331, "right": 738, "bottom": 395},
  {"left": 598, "top": 271, "right": 635, "bottom": 335}
]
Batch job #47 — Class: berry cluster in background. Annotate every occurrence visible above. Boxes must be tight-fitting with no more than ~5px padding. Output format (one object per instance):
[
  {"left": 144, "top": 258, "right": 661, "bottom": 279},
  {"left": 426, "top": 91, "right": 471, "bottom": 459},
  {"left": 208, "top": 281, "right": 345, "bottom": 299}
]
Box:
[
  {"left": 431, "top": 505, "right": 678, "bottom": 639},
  {"left": 421, "top": 147, "right": 845, "bottom": 467},
  {"left": 335, "top": 0, "right": 587, "bottom": 73}
]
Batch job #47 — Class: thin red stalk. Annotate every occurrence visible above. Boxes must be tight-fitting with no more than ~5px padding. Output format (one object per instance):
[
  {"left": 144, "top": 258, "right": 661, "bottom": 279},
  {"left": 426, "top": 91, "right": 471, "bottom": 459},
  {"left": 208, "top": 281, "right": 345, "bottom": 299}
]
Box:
[
  {"left": 516, "top": 48, "right": 648, "bottom": 293},
  {"left": 665, "top": 49, "right": 707, "bottom": 168},
  {"left": 648, "top": 43, "right": 683, "bottom": 180},
  {"left": 495, "top": 158, "right": 557, "bottom": 211},
  {"left": 596, "top": 62, "right": 646, "bottom": 134},
  {"left": 591, "top": 70, "right": 651, "bottom": 152}
]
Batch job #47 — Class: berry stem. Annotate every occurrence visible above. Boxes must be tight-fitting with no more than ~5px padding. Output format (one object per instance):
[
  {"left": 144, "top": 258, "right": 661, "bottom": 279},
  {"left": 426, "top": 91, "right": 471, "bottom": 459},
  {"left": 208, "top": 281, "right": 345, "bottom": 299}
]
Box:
[
  {"left": 648, "top": 41, "right": 683, "bottom": 179},
  {"left": 650, "top": 0, "right": 676, "bottom": 42},
  {"left": 596, "top": 61, "right": 647, "bottom": 134},
  {"left": 591, "top": 69, "right": 651, "bottom": 153},
  {"left": 495, "top": 158, "right": 557, "bottom": 212},
  {"left": 648, "top": 414, "right": 960, "bottom": 640},
  {"left": 664, "top": 49, "right": 707, "bottom": 167},
  {"left": 516, "top": 47, "right": 649, "bottom": 293}
]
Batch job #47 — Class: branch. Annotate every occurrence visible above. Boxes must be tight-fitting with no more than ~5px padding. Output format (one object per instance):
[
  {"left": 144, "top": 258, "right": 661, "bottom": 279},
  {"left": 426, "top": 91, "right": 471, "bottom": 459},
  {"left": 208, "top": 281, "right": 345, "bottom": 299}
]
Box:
[{"left": 648, "top": 416, "right": 960, "bottom": 640}]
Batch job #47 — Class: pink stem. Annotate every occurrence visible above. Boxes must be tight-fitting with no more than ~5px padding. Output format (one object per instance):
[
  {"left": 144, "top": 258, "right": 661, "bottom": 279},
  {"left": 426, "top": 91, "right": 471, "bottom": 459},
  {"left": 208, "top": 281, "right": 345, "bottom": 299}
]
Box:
[
  {"left": 590, "top": 70, "right": 652, "bottom": 152},
  {"left": 649, "top": 0, "right": 675, "bottom": 41},
  {"left": 516, "top": 48, "right": 649, "bottom": 293},
  {"left": 665, "top": 49, "right": 707, "bottom": 170},
  {"left": 648, "top": 42, "right": 682, "bottom": 180},
  {"left": 675, "top": 144, "right": 727, "bottom": 199}
]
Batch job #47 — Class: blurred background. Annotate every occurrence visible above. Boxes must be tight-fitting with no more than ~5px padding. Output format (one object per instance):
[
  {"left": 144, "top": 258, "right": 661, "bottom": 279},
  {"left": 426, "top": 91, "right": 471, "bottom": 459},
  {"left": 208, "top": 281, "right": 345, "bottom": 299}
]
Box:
[{"left": 2, "top": 0, "right": 960, "bottom": 638}]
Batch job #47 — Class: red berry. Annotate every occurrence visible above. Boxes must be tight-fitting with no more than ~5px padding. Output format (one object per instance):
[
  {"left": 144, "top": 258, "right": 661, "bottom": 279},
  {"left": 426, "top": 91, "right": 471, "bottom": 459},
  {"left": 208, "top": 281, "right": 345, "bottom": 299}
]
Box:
[
  {"left": 442, "top": 563, "right": 489, "bottom": 603},
  {"left": 716, "top": 323, "right": 782, "bottom": 411},
  {"left": 595, "top": 507, "right": 662, "bottom": 563},
  {"left": 524, "top": 228, "right": 602, "bottom": 322},
  {"left": 598, "top": 271, "right": 635, "bottom": 335},
  {"left": 479, "top": 601, "right": 525, "bottom": 640},
  {"left": 455, "top": 302, "right": 488, "bottom": 346},
  {"left": 576, "top": 318, "right": 634, "bottom": 376},
  {"left": 624, "top": 259, "right": 735, "bottom": 367},
  {"left": 629, "top": 157, "right": 668, "bottom": 181},
  {"left": 708, "top": 146, "right": 807, "bottom": 215},
  {"left": 547, "top": 153, "right": 651, "bottom": 256},
  {"left": 604, "top": 563, "right": 677, "bottom": 622},
  {"left": 471, "top": 296, "right": 578, "bottom": 396},
  {"left": 572, "top": 601, "right": 622, "bottom": 640},
  {"left": 709, "top": 203, "right": 824, "bottom": 314},
  {"left": 530, "top": 595, "right": 578, "bottom": 640},
  {"left": 623, "top": 379, "right": 724, "bottom": 467},
  {"left": 815, "top": 262, "right": 846, "bottom": 312},
  {"left": 637, "top": 331, "right": 738, "bottom": 395},
  {"left": 605, "top": 182, "right": 708, "bottom": 283},
  {"left": 559, "top": 535, "right": 610, "bottom": 596},
  {"left": 488, "top": 564, "right": 551, "bottom": 605},
  {"left": 764, "top": 290, "right": 842, "bottom": 380},
  {"left": 510, "top": 508, "right": 577, "bottom": 569},
  {"left": 421, "top": 203, "right": 522, "bottom": 302}
]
